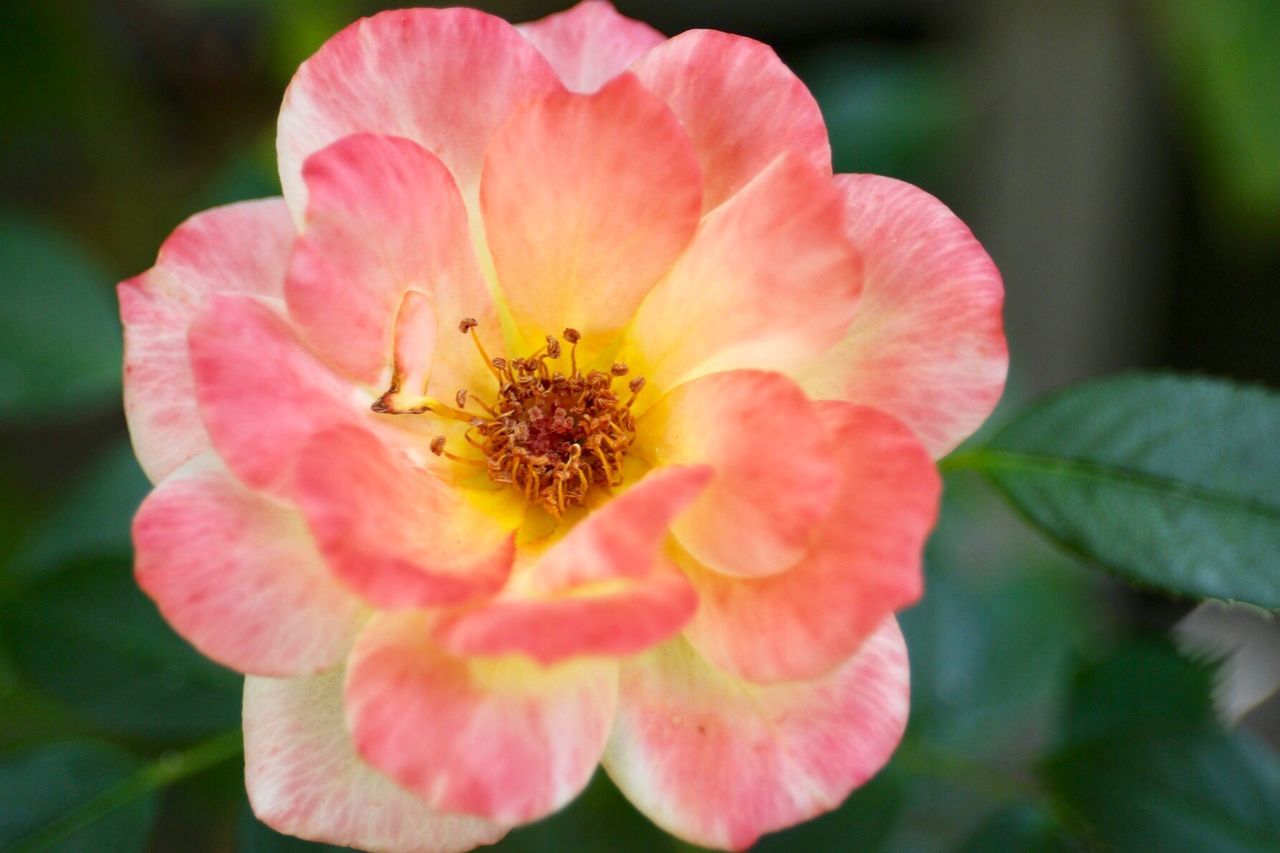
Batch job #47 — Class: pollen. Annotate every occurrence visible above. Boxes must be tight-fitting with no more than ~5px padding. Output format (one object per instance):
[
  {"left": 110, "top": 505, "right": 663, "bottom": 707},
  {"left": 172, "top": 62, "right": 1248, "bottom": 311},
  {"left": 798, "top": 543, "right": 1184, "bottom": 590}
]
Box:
[{"left": 373, "top": 320, "right": 642, "bottom": 517}]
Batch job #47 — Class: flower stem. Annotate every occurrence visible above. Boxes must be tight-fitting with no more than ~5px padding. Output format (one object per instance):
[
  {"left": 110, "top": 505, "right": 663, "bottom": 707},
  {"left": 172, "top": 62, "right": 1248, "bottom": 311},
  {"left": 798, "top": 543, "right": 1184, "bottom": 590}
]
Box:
[{"left": 8, "top": 728, "right": 243, "bottom": 852}]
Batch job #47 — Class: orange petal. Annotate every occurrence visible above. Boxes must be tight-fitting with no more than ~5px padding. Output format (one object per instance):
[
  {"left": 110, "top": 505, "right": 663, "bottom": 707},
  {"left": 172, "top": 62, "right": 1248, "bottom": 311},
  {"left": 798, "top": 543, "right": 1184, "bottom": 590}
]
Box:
[
  {"left": 638, "top": 371, "right": 838, "bottom": 577},
  {"left": 480, "top": 73, "right": 701, "bottom": 352}
]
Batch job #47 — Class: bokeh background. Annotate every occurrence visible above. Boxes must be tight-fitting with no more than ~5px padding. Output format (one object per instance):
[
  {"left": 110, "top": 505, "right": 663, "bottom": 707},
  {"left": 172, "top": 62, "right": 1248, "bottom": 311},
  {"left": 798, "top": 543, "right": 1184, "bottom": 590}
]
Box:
[{"left": 2, "top": 1, "right": 1278, "bottom": 850}]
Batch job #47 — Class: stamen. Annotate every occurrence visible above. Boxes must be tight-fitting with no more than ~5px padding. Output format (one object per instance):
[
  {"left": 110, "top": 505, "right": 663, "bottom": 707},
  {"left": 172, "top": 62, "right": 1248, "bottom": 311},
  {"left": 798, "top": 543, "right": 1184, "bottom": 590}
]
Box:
[
  {"left": 459, "top": 317, "right": 502, "bottom": 383},
  {"left": 376, "top": 323, "right": 637, "bottom": 516}
]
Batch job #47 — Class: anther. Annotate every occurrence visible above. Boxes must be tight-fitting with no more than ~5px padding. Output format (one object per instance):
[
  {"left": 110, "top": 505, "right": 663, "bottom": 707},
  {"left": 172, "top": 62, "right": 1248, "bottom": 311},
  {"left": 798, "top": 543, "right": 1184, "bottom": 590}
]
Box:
[
  {"left": 458, "top": 318, "right": 478, "bottom": 334},
  {"left": 610, "top": 362, "right": 629, "bottom": 377},
  {"left": 628, "top": 376, "right": 646, "bottom": 394},
  {"left": 430, "top": 435, "right": 447, "bottom": 456},
  {"left": 545, "top": 335, "right": 562, "bottom": 359},
  {"left": 562, "top": 328, "right": 581, "bottom": 344},
  {"left": 455, "top": 389, "right": 468, "bottom": 409}
]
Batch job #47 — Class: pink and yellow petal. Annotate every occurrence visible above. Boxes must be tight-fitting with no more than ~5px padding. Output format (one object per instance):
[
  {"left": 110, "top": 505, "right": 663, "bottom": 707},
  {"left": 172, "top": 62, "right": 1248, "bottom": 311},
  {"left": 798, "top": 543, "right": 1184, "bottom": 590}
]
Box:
[
  {"left": 519, "top": 1, "right": 665, "bottom": 94},
  {"left": 346, "top": 612, "right": 617, "bottom": 824},
  {"left": 187, "top": 294, "right": 377, "bottom": 496},
  {"left": 481, "top": 73, "right": 701, "bottom": 354},
  {"left": 119, "top": 199, "right": 294, "bottom": 484},
  {"left": 292, "top": 425, "right": 515, "bottom": 610},
  {"left": 622, "top": 153, "right": 861, "bottom": 396},
  {"left": 794, "top": 174, "right": 1007, "bottom": 457},
  {"left": 632, "top": 29, "right": 831, "bottom": 212},
  {"left": 604, "top": 620, "right": 910, "bottom": 851},
  {"left": 638, "top": 371, "right": 838, "bottom": 578},
  {"left": 133, "top": 454, "right": 362, "bottom": 677},
  {"left": 277, "top": 7, "right": 562, "bottom": 219},
  {"left": 433, "top": 466, "right": 711, "bottom": 665},
  {"left": 285, "top": 134, "right": 497, "bottom": 392},
  {"left": 245, "top": 669, "right": 507, "bottom": 853},
  {"left": 680, "top": 402, "right": 939, "bottom": 684}
]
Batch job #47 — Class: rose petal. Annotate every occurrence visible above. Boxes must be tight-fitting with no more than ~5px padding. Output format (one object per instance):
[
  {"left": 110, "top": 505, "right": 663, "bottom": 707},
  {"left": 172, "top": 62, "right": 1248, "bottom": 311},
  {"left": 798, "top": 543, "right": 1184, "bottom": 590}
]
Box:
[
  {"left": 638, "top": 371, "right": 838, "bottom": 577},
  {"left": 434, "top": 466, "right": 711, "bottom": 665},
  {"left": 604, "top": 619, "right": 910, "bottom": 850},
  {"left": 347, "top": 612, "right": 617, "bottom": 824},
  {"left": 277, "top": 7, "right": 562, "bottom": 219},
  {"left": 286, "top": 134, "right": 498, "bottom": 391},
  {"left": 681, "top": 402, "right": 938, "bottom": 683},
  {"left": 187, "top": 293, "right": 373, "bottom": 496},
  {"left": 292, "top": 425, "right": 515, "bottom": 609},
  {"left": 632, "top": 29, "right": 831, "bottom": 212},
  {"left": 480, "top": 73, "right": 701, "bottom": 354},
  {"left": 622, "top": 152, "right": 860, "bottom": 397},
  {"left": 245, "top": 669, "right": 507, "bottom": 853},
  {"left": 519, "top": 0, "right": 665, "bottom": 94},
  {"left": 133, "top": 454, "right": 362, "bottom": 676},
  {"left": 793, "top": 174, "right": 1007, "bottom": 457},
  {"left": 119, "top": 199, "right": 294, "bottom": 483}
]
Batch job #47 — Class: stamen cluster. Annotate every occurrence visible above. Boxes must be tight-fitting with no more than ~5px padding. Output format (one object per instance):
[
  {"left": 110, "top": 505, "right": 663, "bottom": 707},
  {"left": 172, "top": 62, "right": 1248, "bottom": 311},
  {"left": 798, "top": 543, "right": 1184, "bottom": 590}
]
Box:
[{"left": 379, "top": 320, "right": 643, "bottom": 516}]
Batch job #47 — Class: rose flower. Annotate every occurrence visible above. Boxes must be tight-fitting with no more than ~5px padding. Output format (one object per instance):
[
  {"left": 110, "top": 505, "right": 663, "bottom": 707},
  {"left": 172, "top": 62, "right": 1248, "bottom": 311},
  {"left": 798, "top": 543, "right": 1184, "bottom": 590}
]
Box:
[{"left": 120, "top": 3, "right": 1006, "bottom": 850}]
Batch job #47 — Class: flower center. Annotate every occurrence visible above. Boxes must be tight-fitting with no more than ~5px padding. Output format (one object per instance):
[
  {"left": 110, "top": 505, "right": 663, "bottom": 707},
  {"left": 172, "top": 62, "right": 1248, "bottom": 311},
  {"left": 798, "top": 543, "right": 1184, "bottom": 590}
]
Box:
[{"left": 374, "top": 319, "right": 644, "bottom": 517}]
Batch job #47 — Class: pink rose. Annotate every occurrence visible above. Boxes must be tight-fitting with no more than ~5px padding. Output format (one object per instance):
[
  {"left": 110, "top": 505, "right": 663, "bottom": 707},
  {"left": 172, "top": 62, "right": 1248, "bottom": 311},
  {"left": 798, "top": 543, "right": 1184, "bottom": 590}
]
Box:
[{"left": 120, "top": 2, "right": 1006, "bottom": 850}]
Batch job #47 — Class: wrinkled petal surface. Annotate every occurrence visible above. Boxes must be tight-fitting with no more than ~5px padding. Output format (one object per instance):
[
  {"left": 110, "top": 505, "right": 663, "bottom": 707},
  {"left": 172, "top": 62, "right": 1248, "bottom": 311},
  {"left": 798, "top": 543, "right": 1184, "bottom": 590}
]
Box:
[
  {"left": 434, "top": 466, "right": 711, "bottom": 664},
  {"left": 277, "top": 7, "right": 561, "bottom": 218},
  {"left": 292, "top": 425, "right": 515, "bottom": 609},
  {"left": 638, "top": 371, "right": 838, "bottom": 577},
  {"left": 347, "top": 613, "right": 617, "bottom": 824},
  {"left": 119, "top": 199, "right": 294, "bottom": 483},
  {"left": 794, "top": 174, "right": 1007, "bottom": 457},
  {"left": 133, "top": 454, "right": 361, "bottom": 676},
  {"left": 481, "top": 73, "right": 701, "bottom": 351},
  {"left": 245, "top": 670, "right": 507, "bottom": 853},
  {"left": 519, "top": 1, "right": 665, "bottom": 94},
  {"left": 286, "top": 134, "right": 497, "bottom": 392},
  {"left": 188, "top": 294, "right": 374, "bottom": 495},
  {"left": 681, "top": 402, "right": 938, "bottom": 683},
  {"left": 604, "top": 619, "right": 910, "bottom": 850},
  {"left": 632, "top": 29, "right": 830, "bottom": 212},
  {"left": 623, "top": 153, "right": 860, "bottom": 396}
]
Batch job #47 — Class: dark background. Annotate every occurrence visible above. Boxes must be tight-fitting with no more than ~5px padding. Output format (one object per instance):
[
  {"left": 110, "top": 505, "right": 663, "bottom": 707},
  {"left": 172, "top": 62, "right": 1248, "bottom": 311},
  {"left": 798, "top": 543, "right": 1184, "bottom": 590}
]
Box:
[{"left": 1, "top": 1, "right": 1277, "bottom": 850}]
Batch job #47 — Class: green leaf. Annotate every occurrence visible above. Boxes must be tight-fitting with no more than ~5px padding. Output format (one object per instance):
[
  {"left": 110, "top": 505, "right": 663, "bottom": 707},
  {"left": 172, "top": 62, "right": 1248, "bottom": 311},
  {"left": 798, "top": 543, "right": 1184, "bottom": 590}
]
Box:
[
  {"left": 0, "top": 739, "right": 156, "bottom": 851},
  {"left": 952, "top": 372, "right": 1280, "bottom": 607},
  {"left": 7, "top": 439, "right": 149, "bottom": 579},
  {"left": 0, "top": 216, "right": 121, "bottom": 422},
  {"left": 0, "top": 557, "right": 241, "bottom": 740},
  {"left": 953, "top": 805, "right": 1070, "bottom": 852},
  {"left": 1042, "top": 642, "right": 1280, "bottom": 851}
]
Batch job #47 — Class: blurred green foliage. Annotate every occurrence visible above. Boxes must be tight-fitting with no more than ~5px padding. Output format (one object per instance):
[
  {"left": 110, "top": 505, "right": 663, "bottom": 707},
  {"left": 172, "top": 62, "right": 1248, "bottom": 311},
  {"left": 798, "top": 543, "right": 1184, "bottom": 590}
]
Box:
[{"left": 1, "top": 1, "right": 1278, "bottom": 851}]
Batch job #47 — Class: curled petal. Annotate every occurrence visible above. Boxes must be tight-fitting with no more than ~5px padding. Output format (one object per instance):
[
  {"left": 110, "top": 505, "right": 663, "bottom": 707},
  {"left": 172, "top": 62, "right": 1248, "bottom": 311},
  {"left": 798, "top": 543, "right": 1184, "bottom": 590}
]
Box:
[
  {"left": 681, "top": 402, "right": 938, "bottom": 683},
  {"left": 793, "top": 174, "right": 1007, "bottom": 457},
  {"left": 347, "top": 613, "right": 618, "bottom": 824},
  {"left": 519, "top": 0, "right": 665, "bottom": 94},
  {"left": 292, "top": 425, "right": 515, "bottom": 609},
  {"left": 119, "top": 199, "right": 294, "bottom": 483},
  {"left": 245, "top": 670, "right": 506, "bottom": 853},
  {"left": 481, "top": 73, "right": 701, "bottom": 352},
  {"left": 623, "top": 153, "right": 860, "bottom": 397},
  {"left": 277, "top": 7, "right": 561, "bottom": 219},
  {"left": 286, "top": 134, "right": 497, "bottom": 392},
  {"left": 133, "top": 454, "right": 361, "bottom": 676},
  {"left": 638, "top": 371, "right": 838, "bottom": 578},
  {"left": 604, "top": 620, "right": 910, "bottom": 850},
  {"left": 632, "top": 29, "right": 831, "bottom": 211},
  {"left": 434, "top": 466, "right": 712, "bottom": 665}
]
